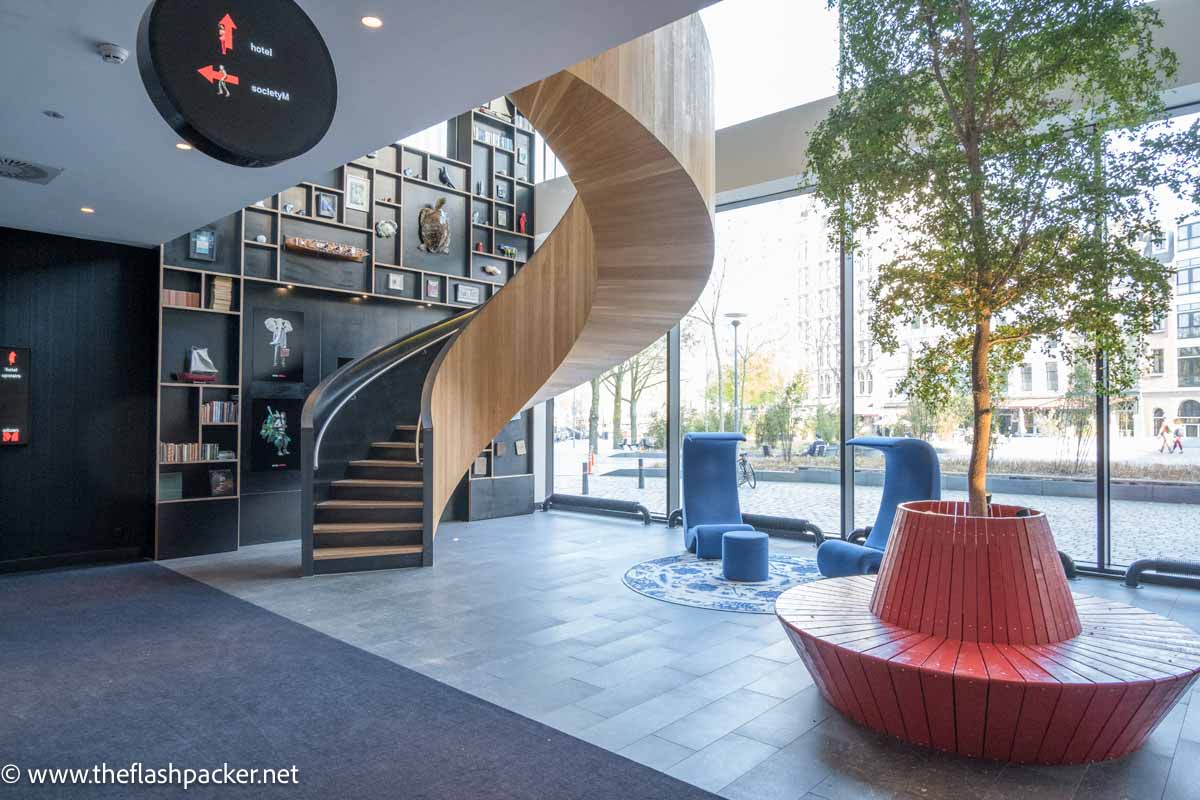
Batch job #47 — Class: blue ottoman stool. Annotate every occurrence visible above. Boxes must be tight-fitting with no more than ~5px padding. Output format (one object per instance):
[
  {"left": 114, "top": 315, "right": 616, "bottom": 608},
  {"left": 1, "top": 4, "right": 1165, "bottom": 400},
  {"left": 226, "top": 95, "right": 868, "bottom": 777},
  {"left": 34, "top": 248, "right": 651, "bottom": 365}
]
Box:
[
  {"left": 722, "top": 530, "right": 769, "bottom": 582},
  {"left": 694, "top": 523, "right": 755, "bottom": 559}
]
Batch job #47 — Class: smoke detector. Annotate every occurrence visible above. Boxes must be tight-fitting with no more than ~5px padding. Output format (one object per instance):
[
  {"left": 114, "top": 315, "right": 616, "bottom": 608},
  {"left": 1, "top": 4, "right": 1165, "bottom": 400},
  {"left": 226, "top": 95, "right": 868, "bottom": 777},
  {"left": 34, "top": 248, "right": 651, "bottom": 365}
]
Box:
[
  {"left": 0, "top": 156, "right": 63, "bottom": 186},
  {"left": 97, "top": 43, "right": 128, "bottom": 65}
]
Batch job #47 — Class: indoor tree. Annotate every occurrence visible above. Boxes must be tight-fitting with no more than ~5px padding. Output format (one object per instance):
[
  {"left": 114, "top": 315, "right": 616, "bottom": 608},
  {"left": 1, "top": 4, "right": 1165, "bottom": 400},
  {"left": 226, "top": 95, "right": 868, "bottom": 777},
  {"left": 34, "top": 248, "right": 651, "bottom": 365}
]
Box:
[{"left": 808, "top": 0, "right": 1198, "bottom": 515}]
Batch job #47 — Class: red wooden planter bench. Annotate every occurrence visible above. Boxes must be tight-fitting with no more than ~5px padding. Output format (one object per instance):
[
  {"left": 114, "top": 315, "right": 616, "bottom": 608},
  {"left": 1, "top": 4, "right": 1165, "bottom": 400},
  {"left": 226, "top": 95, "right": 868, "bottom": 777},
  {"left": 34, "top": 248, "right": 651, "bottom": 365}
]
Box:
[{"left": 775, "top": 501, "right": 1200, "bottom": 764}]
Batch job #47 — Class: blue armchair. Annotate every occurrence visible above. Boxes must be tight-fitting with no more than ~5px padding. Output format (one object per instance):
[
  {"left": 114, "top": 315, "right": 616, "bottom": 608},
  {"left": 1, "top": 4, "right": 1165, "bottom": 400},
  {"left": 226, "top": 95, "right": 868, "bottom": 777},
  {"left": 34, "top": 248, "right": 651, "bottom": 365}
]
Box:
[
  {"left": 817, "top": 436, "right": 941, "bottom": 577},
  {"left": 682, "top": 432, "right": 755, "bottom": 559}
]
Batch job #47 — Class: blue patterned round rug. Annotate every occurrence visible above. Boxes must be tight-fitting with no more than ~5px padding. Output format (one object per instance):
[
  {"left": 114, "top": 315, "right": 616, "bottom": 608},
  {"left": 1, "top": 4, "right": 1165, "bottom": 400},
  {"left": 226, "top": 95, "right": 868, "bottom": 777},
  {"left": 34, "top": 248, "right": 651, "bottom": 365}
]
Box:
[{"left": 622, "top": 553, "right": 822, "bottom": 614}]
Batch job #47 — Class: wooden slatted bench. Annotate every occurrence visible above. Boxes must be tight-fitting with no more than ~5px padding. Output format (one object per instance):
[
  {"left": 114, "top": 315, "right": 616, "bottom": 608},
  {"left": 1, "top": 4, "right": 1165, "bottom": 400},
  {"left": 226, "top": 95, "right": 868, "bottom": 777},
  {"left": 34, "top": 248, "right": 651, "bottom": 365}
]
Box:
[{"left": 776, "top": 502, "right": 1200, "bottom": 765}]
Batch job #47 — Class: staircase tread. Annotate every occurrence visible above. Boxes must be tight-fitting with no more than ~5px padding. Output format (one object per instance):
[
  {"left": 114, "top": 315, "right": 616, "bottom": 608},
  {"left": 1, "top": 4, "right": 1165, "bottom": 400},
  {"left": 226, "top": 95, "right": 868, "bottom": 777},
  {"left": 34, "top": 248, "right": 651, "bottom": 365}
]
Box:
[
  {"left": 394, "top": 424, "right": 418, "bottom": 430},
  {"left": 332, "top": 479, "right": 422, "bottom": 487},
  {"left": 371, "top": 442, "right": 417, "bottom": 448},
  {"left": 313, "top": 545, "right": 423, "bottom": 560},
  {"left": 350, "top": 459, "right": 423, "bottom": 467},
  {"left": 314, "top": 522, "right": 423, "bottom": 533},
  {"left": 317, "top": 500, "right": 423, "bottom": 509}
]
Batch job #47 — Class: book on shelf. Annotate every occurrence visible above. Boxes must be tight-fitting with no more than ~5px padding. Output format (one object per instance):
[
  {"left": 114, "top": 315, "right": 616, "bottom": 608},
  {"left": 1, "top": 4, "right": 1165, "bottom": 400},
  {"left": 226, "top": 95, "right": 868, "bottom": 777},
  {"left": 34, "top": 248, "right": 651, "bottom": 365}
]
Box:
[
  {"left": 159, "top": 472, "right": 183, "bottom": 501},
  {"left": 162, "top": 289, "right": 201, "bottom": 308},
  {"left": 159, "top": 442, "right": 228, "bottom": 463},
  {"left": 201, "top": 399, "right": 240, "bottom": 424},
  {"left": 209, "top": 276, "right": 234, "bottom": 312},
  {"left": 173, "top": 372, "right": 218, "bottom": 383}
]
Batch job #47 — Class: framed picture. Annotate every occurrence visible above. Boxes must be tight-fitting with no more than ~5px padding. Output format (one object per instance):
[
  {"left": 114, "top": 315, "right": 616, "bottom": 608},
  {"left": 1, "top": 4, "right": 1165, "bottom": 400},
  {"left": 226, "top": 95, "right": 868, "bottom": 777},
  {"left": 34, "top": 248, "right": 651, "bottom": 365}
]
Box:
[
  {"left": 424, "top": 277, "right": 442, "bottom": 301},
  {"left": 345, "top": 175, "right": 370, "bottom": 212},
  {"left": 516, "top": 147, "right": 528, "bottom": 166},
  {"left": 209, "top": 468, "right": 235, "bottom": 497},
  {"left": 315, "top": 192, "right": 337, "bottom": 219},
  {"left": 251, "top": 399, "right": 302, "bottom": 472},
  {"left": 514, "top": 439, "right": 527, "bottom": 456},
  {"left": 496, "top": 208, "right": 509, "bottom": 228},
  {"left": 189, "top": 228, "right": 217, "bottom": 261},
  {"left": 494, "top": 441, "right": 507, "bottom": 457},
  {"left": 474, "top": 456, "right": 488, "bottom": 476},
  {"left": 252, "top": 309, "right": 305, "bottom": 383},
  {"left": 387, "top": 272, "right": 405, "bottom": 291},
  {"left": 455, "top": 284, "right": 482, "bottom": 305},
  {"left": 495, "top": 183, "right": 508, "bottom": 201}
]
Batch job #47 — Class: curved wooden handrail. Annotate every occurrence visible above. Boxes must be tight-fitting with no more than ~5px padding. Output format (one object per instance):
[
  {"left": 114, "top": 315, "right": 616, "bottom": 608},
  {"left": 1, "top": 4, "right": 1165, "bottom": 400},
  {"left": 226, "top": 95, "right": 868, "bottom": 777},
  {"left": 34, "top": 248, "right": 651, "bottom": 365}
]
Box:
[{"left": 421, "top": 15, "right": 715, "bottom": 541}]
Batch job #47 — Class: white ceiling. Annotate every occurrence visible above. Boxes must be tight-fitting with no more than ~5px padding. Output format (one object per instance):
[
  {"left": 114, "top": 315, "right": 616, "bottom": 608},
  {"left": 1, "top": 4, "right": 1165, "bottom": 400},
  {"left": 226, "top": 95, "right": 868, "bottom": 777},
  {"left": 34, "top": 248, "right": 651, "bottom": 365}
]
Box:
[{"left": 0, "top": 0, "right": 712, "bottom": 247}]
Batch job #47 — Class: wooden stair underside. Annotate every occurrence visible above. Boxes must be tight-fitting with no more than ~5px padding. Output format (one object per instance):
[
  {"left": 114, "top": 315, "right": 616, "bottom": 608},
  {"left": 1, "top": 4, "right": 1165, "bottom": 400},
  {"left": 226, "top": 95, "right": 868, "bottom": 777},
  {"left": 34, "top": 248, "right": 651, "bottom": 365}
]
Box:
[{"left": 424, "top": 16, "right": 715, "bottom": 544}]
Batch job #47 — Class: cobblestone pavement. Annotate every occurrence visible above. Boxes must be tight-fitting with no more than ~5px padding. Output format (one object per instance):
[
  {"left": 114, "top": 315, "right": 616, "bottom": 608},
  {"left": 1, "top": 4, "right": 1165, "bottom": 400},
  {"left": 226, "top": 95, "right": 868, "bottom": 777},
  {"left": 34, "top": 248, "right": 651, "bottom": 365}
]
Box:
[{"left": 553, "top": 472, "right": 1200, "bottom": 567}]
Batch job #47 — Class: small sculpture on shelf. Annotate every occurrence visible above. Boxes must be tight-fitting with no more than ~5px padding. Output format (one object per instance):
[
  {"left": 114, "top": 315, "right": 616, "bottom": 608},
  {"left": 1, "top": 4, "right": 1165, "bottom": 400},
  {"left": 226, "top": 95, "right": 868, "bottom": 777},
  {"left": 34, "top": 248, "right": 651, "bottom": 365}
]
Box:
[
  {"left": 176, "top": 346, "right": 219, "bottom": 383},
  {"left": 518, "top": 212, "right": 528, "bottom": 235},
  {"left": 475, "top": 241, "right": 485, "bottom": 253},
  {"left": 498, "top": 244, "right": 518, "bottom": 259},
  {"left": 374, "top": 219, "right": 398, "bottom": 239},
  {"left": 418, "top": 197, "right": 451, "bottom": 255},
  {"left": 481, "top": 264, "right": 501, "bottom": 277},
  {"left": 437, "top": 166, "right": 456, "bottom": 189}
]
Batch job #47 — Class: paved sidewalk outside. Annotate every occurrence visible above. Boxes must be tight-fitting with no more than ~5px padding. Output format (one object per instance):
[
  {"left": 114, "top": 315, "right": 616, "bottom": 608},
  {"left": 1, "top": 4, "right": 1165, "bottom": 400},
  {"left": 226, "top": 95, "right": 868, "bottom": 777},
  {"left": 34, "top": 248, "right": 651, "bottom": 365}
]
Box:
[{"left": 554, "top": 472, "right": 1198, "bottom": 567}]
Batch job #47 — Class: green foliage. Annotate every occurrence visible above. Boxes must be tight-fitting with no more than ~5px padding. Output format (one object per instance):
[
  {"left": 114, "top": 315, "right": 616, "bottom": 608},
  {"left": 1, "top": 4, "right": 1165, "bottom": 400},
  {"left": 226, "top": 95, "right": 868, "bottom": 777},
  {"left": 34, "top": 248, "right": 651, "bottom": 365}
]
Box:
[
  {"left": 646, "top": 412, "right": 667, "bottom": 449},
  {"left": 809, "top": 0, "right": 1198, "bottom": 505},
  {"left": 812, "top": 404, "right": 841, "bottom": 444}
]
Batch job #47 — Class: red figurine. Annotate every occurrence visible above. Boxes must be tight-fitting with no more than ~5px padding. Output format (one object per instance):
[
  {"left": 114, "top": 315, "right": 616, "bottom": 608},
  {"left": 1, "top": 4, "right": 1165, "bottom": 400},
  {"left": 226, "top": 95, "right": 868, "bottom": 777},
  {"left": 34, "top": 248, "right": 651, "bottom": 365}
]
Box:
[
  {"left": 475, "top": 241, "right": 485, "bottom": 253},
  {"left": 518, "top": 212, "right": 528, "bottom": 235}
]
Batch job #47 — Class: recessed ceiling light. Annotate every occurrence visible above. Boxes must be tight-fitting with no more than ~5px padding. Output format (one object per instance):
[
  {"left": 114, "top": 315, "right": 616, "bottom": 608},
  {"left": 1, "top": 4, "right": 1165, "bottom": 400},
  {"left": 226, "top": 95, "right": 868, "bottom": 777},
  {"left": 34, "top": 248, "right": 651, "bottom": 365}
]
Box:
[
  {"left": 176, "top": 142, "right": 193, "bottom": 151},
  {"left": 80, "top": 207, "right": 95, "bottom": 214},
  {"left": 287, "top": 284, "right": 295, "bottom": 289},
  {"left": 43, "top": 110, "right": 64, "bottom": 119},
  {"left": 361, "top": 15, "right": 383, "bottom": 29}
]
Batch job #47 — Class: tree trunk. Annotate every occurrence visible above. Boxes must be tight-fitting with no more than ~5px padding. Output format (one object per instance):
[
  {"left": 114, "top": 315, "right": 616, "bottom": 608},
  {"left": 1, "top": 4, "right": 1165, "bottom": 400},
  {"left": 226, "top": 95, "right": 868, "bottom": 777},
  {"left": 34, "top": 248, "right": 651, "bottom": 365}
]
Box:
[
  {"left": 630, "top": 397, "right": 639, "bottom": 446},
  {"left": 710, "top": 324, "right": 724, "bottom": 432},
  {"left": 588, "top": 378, "right": 600, "bottom": 455},
  {"left": 968, "top": 319, "right": 992, "bottom": 516},
  {"left": 611, "top": 371, "right": 624, "bottom": 445}
]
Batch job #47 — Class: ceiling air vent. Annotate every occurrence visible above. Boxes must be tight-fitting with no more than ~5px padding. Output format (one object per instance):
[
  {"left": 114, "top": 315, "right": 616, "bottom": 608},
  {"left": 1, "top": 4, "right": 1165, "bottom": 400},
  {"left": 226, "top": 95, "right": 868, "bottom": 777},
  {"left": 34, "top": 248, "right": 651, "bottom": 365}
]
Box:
[{"left": 0, "top": 157, "right": 63, "bottom": 186}]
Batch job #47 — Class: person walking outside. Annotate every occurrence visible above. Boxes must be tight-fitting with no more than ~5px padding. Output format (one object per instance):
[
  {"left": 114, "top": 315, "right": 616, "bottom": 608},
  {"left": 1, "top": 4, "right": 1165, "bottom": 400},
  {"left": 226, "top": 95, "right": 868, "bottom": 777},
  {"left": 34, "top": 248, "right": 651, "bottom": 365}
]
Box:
[
  {"left": 1160, "top": 420, "right": 1172, "bottom": 453},
  {"left": 1171, "top": 422, "right": 1185, "bottom": 454}
]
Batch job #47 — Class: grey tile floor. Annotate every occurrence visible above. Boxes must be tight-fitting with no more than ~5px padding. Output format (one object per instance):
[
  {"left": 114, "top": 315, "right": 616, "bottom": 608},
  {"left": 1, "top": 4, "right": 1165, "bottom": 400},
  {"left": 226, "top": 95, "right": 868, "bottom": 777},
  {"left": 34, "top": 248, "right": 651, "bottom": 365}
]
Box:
[{"left": 166, "top": 511, "right": 1200, "bottom": 800}]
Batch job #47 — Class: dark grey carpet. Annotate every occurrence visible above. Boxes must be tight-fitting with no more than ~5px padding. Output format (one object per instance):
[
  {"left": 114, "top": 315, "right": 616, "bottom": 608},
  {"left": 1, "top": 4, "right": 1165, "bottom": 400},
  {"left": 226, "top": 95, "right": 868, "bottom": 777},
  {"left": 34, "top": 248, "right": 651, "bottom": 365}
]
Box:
[{"left": 0, "top": 562, "right": 720, "bottom": 799}]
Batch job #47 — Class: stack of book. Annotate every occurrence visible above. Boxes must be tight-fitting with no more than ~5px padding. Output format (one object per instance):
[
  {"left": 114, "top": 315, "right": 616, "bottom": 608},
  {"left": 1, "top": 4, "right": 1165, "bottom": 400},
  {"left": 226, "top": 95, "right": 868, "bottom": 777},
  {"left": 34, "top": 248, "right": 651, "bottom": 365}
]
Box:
[
  {"left": 160, "top": 442, "right": 221, "bottom": 463},
  {"left": 201, "top": 400, "right": 239, "bottom": 423},
  {"left": 209, "top": 277, "right": 234, "bottom": 312},
  {"left": 162, "top": 289, "right": 201, "bottom": 308}
]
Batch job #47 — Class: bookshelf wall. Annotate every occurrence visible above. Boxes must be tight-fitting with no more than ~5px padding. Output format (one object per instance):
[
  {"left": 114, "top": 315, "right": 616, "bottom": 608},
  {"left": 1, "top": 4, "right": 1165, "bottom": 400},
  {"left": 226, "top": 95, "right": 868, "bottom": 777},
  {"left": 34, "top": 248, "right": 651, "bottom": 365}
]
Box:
[{"left": 155, "top": 100, "right": 540, "bottom": 559}]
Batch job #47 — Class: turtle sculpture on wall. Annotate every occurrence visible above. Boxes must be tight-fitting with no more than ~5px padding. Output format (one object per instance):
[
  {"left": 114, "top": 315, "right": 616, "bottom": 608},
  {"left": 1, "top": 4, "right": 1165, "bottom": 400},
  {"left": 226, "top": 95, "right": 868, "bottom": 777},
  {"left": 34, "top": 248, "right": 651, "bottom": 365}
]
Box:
[{"left": 418, "top": 197, "right": 451, "bottom": 255}]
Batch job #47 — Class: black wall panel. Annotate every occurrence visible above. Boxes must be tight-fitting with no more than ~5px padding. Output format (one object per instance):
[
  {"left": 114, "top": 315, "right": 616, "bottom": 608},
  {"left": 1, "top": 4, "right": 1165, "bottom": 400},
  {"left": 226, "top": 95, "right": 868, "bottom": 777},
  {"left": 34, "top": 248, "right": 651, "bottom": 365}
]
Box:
[
  {"left": 238, "top": 282, "right": 450, "bottom": 544},
  {"left": 0, "top": 227, "right": 158, "bottom": 570}
]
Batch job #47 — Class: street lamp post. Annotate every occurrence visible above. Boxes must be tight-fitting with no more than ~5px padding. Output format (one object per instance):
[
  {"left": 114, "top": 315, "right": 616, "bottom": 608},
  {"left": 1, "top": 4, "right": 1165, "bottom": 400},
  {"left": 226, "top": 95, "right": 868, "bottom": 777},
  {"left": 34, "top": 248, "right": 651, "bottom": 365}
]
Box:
[{"left": 725, "top": 313, "right": 748, "bottom": 433}]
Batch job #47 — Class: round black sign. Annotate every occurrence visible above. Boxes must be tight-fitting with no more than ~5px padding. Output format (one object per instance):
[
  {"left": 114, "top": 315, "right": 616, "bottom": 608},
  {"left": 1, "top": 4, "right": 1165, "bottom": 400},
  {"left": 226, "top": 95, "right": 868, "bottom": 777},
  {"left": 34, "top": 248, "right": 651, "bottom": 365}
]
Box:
[{"left": 138, "top": 0, "right": 337, "bottom": 167}]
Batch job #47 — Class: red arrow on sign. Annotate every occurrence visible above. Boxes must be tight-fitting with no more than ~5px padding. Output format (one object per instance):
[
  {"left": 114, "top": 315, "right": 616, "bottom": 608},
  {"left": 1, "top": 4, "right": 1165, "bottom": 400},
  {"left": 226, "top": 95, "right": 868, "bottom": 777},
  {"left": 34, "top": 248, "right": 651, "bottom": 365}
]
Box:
[
  {"left": 197, "top": 65, "right": 240, "bottom": 86},
  {"left": 218, "top": 13, "right": 236, "bottom": 55}
]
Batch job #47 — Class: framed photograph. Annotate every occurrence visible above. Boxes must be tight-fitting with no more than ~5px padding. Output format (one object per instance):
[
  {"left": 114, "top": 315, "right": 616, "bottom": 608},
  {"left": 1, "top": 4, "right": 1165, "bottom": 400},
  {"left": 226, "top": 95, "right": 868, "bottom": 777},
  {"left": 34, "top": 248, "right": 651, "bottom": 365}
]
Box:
[
  {"left": 252, "top": 309, "right": 305, "bottom": 383},
  {"left": 315, "top": 192, "right": 337, "bottom": 219},
  {"left": 473, "top": 456, "right": 488, "bottom": 476},
  {"left": 424, "top": 277, "right": 442, "bottom": 301},
  {"left": 496, "top": 208, "right": 509, "bottom": 228},
  {"left": 495, "top": 182, "right": 508, "bottom": 201},
  {"left": 189, "top": 228, "right": 217, "bottom": 261},
  {"left": 455, "top": 283, "right": 482, "bottom": 305},
  {"left": 345, "top": 175, "right": 370, "bottom": 212},
  {"left": 514, "top": 439, "right": 527, "bottom": 456},
  {"left": 251, "top": 399, "right": 302, "bottom": 472},
  {"left": 516, "top": 147, "right": 528, "bottom": 166},
  {"left": 387, "top": 272, "right": 405, "bottom": 292},
  {"left": 209, "top": 468, "right": 235, "bottom": 497},
  {"left": 494, "top": 441, "right": 507, "bottom": 457}
]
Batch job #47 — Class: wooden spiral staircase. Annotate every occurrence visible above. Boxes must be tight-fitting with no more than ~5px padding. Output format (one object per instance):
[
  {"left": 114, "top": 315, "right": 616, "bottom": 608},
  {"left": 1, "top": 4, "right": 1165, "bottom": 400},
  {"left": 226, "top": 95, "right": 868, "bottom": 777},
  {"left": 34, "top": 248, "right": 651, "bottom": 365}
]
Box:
[{"left": 301, "top": 16, "right": 714, "bottom": 574}]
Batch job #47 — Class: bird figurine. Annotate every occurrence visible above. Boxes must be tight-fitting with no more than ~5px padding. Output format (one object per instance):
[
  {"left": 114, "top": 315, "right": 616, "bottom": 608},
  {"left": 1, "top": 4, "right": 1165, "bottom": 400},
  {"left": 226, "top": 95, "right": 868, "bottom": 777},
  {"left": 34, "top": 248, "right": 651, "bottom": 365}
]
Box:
[{"left": 437, "top": 166, "right": 456, "bottom": 189}]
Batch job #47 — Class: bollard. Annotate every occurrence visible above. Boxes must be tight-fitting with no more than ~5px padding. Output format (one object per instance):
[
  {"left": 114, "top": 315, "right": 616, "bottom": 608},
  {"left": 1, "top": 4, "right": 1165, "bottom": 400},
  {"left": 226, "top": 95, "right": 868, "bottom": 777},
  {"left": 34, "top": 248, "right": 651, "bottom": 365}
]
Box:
[
  {"left": 638, "top": 458, "right": 645, "bottom": 489},
  {"left": 582, "top": 461, "right": 589, "bottom": 495}
]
